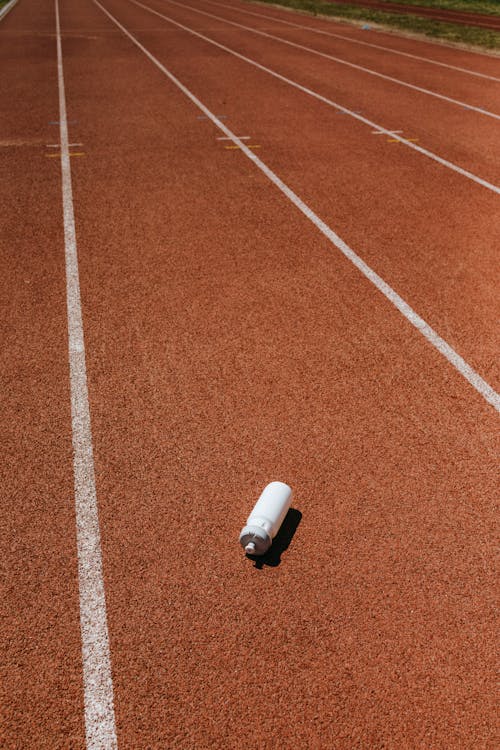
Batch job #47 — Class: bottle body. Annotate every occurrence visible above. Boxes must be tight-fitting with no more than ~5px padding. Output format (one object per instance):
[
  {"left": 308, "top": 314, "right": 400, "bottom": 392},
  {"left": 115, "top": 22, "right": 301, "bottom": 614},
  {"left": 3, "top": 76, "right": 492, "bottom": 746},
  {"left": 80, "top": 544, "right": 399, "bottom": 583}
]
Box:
[{"left": 239, "top": 482, "right": 292, "bottom": 555}]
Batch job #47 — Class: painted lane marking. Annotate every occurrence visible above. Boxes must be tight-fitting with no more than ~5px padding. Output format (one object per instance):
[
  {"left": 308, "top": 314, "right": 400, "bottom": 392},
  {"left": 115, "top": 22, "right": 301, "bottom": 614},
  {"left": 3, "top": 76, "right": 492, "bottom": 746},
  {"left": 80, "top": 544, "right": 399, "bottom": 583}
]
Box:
[
  {"left": 217, "top": 135, "right": 250, "bottom": 140},
  {"left": 0, "top": 139, "right": 45, "bottom": 147},
  {"left": 127, "top": 0, "right": 500, "bottom": 196},
  {"left": 54, "top": 2, "right": 118, "bottom": 748},
  {"left": 224, "top": 144, "right": 260, "bottom": 149},
  {"left": 47, "top": 142, "right": 83, "bottom": 147},
  {"left": 162, "top": 0, "right": 500, "bottom": 121},
  {"left": 203, "top": 0, "right": 500, "bottom": 81},
  {"left": 46, "top": 151, "right": 86, "bottom": 157},
  {"left": 372, "top": 130, "right": 403, "bottom": 135},
  {"left": 93, "top": 0, "right": 500, "bottom": 413},
  {"left": 197, "top": 114, "right": 226, "bottom": 119},
  {"left": 50, "top": 119, "right": 78, "bottom": 124}
]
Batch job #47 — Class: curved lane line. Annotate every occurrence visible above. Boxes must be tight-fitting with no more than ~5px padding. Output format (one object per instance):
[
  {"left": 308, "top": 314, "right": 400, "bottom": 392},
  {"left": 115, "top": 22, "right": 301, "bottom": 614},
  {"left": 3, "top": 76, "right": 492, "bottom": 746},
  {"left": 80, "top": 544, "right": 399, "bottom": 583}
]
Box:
[
  {"left": 129, "top": 0, "right": 500, "bottom": 195},
  {"left": 162, "top": 0, "right": 500, "bottom": 120},
  {"left": 94, "top": 0, "right": 500, "bottom": 412},
  {"left": 55, "top": 1, "right": 118, "bottom": 747},
  {"left": 203, "top": 0, "right": 500, "bottom": 83}
]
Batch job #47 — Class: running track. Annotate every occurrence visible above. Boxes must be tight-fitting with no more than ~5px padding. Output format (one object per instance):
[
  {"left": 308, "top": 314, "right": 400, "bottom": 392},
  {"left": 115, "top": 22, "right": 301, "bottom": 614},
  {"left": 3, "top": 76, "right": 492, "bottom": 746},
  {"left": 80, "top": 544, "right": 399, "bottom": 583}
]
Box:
[{"left": 1, "top": 0, "right": 499, "bottom": 747}]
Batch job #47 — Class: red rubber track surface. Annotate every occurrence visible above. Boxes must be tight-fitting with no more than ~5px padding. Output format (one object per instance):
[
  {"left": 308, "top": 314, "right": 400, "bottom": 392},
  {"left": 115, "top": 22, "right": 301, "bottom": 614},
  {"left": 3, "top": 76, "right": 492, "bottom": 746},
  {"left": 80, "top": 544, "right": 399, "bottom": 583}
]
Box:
[
  {"left": 171, "top": 0, "right": 500, "bottom": 181},
  {"left": 2, "top": 0, "right": 499, "bottom": 747},
  {"left": 323, "top": 0, "right": 500, "bottom": 32},
  {"left": 112, "top": 0, "right": 500, "bottom": 381},
  {"left": 0, "top": 2, "right": 86, "bottom": 748}
]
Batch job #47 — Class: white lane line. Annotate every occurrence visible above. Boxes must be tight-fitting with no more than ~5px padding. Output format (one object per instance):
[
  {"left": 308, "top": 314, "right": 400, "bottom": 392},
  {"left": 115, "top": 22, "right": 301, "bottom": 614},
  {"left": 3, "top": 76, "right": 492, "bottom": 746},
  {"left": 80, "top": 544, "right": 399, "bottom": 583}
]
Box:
[
  {"left": 127, "top": 0, "right": 500, "bottom": 196},
  {"left": 94, "top": 0, "right": 500, "bottom": 413},
  {"left": 0, "top": 0, "right": 19, "bottom": 22},
  {"left": 216, "top": 134, "right": 250, "bottom": 139},
  {"left": 47, "top": 142, "right": 84, "bottom": 147},
  {"left": 372, "top": 130, "right": 403, "bottom": 135},
  {"left": 203, "top": 0, "right": 500, "bottom": 83},
  {"left": 161, "top": 0, "right": 500, "bottom": 121},
  {"left": 55, "top": 2, "right": 118, "bottom": 748}
]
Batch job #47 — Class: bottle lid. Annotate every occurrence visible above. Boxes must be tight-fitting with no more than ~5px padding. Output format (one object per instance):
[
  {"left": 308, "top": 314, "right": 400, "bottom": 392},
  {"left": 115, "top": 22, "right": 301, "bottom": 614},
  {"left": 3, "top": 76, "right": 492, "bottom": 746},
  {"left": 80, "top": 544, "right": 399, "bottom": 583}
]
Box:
[{"left": 239, "top": 525, "right": 271, "bottom": 556}]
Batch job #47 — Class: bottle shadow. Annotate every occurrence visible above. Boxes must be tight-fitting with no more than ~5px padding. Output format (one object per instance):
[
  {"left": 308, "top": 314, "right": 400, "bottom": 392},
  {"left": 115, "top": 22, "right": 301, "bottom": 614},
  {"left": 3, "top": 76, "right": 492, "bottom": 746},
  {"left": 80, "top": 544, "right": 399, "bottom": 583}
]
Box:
[{"left": 246, "top": 508, "right": 302, "bottom": 569}]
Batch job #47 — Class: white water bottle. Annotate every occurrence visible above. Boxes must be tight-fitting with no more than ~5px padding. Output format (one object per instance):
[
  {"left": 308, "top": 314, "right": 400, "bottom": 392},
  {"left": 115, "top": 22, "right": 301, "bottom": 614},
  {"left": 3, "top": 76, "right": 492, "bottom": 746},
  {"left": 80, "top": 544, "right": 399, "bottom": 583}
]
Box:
[{"left": 239, "top": 482, "right": 292, "bottom": 555}]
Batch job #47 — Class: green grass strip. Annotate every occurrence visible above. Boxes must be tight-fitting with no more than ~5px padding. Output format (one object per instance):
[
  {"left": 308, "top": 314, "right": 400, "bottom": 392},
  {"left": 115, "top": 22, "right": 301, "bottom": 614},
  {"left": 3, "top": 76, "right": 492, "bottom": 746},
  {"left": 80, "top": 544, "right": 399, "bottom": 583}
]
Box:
[{"left": 380, "top": 0, "right": 500, "bottom": 16}]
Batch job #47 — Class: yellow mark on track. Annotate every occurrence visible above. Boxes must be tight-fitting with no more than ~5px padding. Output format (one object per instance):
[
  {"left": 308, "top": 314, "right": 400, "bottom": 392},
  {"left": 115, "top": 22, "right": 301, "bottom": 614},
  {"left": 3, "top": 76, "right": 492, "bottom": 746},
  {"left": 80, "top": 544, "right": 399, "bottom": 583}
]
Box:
[
  {"left": 0, "top": 140, "right": 45, "bottom": 148},
  {"left": 225, "top": 144, "right": 260, "bottom": 150},
  {"left": 388, "top": 138, "right": 418, "bottom": 143},
  {"left": 45, "top": 152, "right": 85, "bottom": 157}
]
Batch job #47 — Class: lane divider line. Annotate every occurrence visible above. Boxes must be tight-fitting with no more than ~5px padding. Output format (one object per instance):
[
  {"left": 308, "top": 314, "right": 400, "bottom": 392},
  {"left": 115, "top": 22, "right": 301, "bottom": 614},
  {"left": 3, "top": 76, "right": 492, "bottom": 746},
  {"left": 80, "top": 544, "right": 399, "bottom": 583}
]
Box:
[
  {"left": 372, "top": 130, "right": 403, "bottom": 135},
  {"left": 203, "top": 0, "right": 500, "bottom": 82},
  {"left": 217, "top": 135, "right": 250, "bottom": 140},
  {"left": 127, "top": 0, "right": 500, "bottom": 196},
  {"left": 0, "top": 0, "right": 19, "bottom": 23},
  {"left": 55, "top": 2, "right": 118, "bottom": 748},
  {"left": 47, "top": 142, "right": 83, "bottom": 147},
  {"left": 161, "top": 0, "right": 500, "bottom": 121},
  {"left": 93, "top": 0, "right": 500, "bottom": 413},
  {"left": 225, "top": 144, "right": 260, "bottom": 149}
]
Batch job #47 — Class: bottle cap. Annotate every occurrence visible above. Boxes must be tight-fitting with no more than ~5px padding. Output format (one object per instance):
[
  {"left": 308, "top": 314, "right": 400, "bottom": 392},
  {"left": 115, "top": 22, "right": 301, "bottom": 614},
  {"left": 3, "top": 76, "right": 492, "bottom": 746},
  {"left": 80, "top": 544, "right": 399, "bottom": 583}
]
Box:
[{"left": 239, "top": 525, "right": 271, "bottom": 556}]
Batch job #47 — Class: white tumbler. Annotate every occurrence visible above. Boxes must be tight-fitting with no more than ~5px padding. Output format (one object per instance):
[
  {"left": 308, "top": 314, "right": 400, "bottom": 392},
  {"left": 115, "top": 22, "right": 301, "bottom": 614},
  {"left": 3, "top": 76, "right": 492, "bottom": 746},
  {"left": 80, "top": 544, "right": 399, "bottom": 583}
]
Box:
[{"left": 239, "top": 482, "right": 292, "bottom": 555}]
